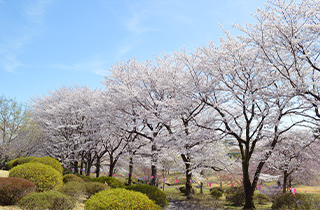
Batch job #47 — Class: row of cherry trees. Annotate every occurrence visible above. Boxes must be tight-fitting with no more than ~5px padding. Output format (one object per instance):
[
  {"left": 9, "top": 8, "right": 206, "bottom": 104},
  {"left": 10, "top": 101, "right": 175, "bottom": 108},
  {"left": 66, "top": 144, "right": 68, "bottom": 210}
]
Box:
[{"left": 30, "top": 0, "right": 320, "bottom": 209}]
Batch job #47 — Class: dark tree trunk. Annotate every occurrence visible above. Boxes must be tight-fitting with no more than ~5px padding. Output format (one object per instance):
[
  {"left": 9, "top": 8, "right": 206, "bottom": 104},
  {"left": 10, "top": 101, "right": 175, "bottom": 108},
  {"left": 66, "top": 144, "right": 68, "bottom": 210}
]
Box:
[
  {"left": 80, "top": 161, "right": 84, "bottom": 175},
  {"left": 74, "top": 161, "right": 78, "bottom": 174},
  {"left": 283, "top": 170, "right": 288, "bottom": 193},
  {"left": 128, "top": 156, "right": 133, "bottom": 185},
  {"left": 86, "top": 153, "right": 92, "bottom": 176},
  {"left": 109, "top": 159, "right": 116, "bottom": 177},
  {"left": 181, "top": 154, "right": 193, "bottom": 199},
  {"left": 200, "top": 182, "right": 203, "bottom": 194},
  {"left": 150, "top": 143, "right": 158, "bottom": 186},
  {"left": 95, "top": 156, "right": 101, "bottom": 178},
  {"left": 242, "top": 157, "right": 255, "bottom": 209}
]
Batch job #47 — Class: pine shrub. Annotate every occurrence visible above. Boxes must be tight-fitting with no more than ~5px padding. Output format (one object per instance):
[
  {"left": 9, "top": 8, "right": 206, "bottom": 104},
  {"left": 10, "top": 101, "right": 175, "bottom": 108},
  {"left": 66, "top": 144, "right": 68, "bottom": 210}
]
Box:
[
  {"left": 254, "top": 193, "right": 271, "bottom": 205},
  {"left": 5, "top": 156, "right": 38, "bottom": 170},
  {"left": 225, "top": 186, "right": 245, "bottom": 206},
  {"left": 126, "top": 184, "right": 168, "bottom": 207},
  {"left": 63, "top": 174, "right": 84, "bottom": 183},
  {"left": 93, "top": 176, "right": 125, "bottom": 188},
  {"left": 85, "top": 188, "right": 161, "bottom": 210},
  {"left": 58, "top": 181, "right": 85, "bottom": 204},
  {"left": 272, "top": 192, "right": 311, "bottom": 209},
  {"left": 84, "top": 182, "right": 107, "bottom": 198},
  {"left": 32, "top": 156, "right": 63, "bottom": 174},
  {"left": 9, "top": 162, "right": 63, "bottom": 192},
  {"left": 19, "top": 191, "right": 73, "bottom": 210},
  {"left": 210, "top": 187, "right": 223, "bottom": 199},
  {"left": 0, "top": 177, "right": 36, "bottom": 205},
  {"left": 179, "top": 186, "right": 197, "bottom": 195}
]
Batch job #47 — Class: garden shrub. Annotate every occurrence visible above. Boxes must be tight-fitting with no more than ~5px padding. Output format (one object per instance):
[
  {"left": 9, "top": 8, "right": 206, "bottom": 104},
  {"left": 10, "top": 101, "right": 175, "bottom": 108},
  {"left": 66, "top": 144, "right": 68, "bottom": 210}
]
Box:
[
  {"left": 85, "top": 188, "right": 161, "bottom": 210},
  {"left": 84, "top": 182, "right": 107, "bottom": 198},
  {"left": 19, "top": 191, "right": 73, "bottom": 210},
  {"left": 58, "top": 181, "right": 85, "bottom": 204},
  {"left": 272, "top": 192, "right": 311, "bottom": 209},
  {"left": 225, "top": 186, "right": 245, "bottom": 206},
  {"left": 0, "top": 177, "right": 36, "bottom": 205},
  {"left": 179, "top": 186, "right": 197, "bottom": 195},
  {"left": 63, "top": 167, "right": 73, "bottom": 175},
  {"left": 74, "top": 173, "right": 95, "bottom": 182},
  {"left": 210, "top": 188, "right": 223, "bottom": 199},
  {"left": 32, "top": 156, "right": 63, "bottom": 174},
  {"left": 254, "top": 193, "right": 271, "bottom": 205},
  {"left": 126, "top": 184, "right": 168, "bottom": 207},
  {"left": 9, "top": 162, "right": 63, "bottom": 192},
  {"left": 63, "top": 174, "right": 84, "bottom": 183},
  {"left": 5, "top": 156, "right": 38, "bottom": 170},
  {"left": 93, "top": 176, "right": 125, "bottom": 188}
]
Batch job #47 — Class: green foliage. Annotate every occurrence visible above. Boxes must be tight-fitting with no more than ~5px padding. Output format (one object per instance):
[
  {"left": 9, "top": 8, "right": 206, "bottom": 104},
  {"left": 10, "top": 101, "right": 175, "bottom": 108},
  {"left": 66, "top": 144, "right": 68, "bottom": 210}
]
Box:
[
  {"left": 210, "top": 188, "right": 223, "bottom": 199},
  {"left": 5, "top": 156, "right": 38, "bottom": 170},
  {"left": 254, "top": 193, "right": 271, "bottom": 205},
  {"left": 74, "top": 173, "right": 95, "bottom": 182},
  {"left": 272, "top": 192, "right": 314, "bottom": 209},
  {"left": 58, "top": 181, "right": 85, "bottom": 204},
  {"left": 0, "top": 177, "right": 36, "bottom": 205},
  {"left": 63, "top": 174, "right": 84, "bottom": 184},
  {"left": 225, "top": 186, "right": 245, "bottom": 206},
  {"left": 18, "top": 191, "right": 73, "bottom": 210},
  {"left": 63, "top": 167, "right": 73, "bottom": 175},
  {"left": 179, "top": 186, "right": 197, "bottom": 195},
  {"left": 93, "top": 176, "right": 125, "bottom": 188},
  {"left": 126, "top": 184, "right": 168, "bottom": 207},
  {"left": 85, "top": 188, "right": 161, "bottom": 210},
  {"left": 84, "top": 182, "right": 107, "bottom": 199},
  {"left": 9, "top": 162, "right": 63, "bottom": 192},
  {"left": 32, "top": 157, "right": 63, "bottom": 174}
]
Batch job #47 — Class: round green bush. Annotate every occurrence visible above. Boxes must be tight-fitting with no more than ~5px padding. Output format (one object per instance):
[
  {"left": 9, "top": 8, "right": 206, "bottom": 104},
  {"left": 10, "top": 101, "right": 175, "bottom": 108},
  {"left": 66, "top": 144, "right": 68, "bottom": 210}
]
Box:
[
  {"left": 63, "top": 174, "right": 84, "bottom": 184},
  {"left": 63, "top": 167, "right": 73, "bottom": 175},
  {"left": 93, "top": 176, "right": 125, "bottom": 188},
  {"left": 19, "top": 191, "right": 73, "bottom": 210},
  {"left": 74, "top": 173, "right": 95, "bottom": 182},
  {"left": 254, "top": 193, "right": 271, "bottom": 205},
  {"left": 179, "top": 186, "right": 197, "bottom": 195},
  {"left": 58, "top": 181, "right": 85, "bottom": 203},
  {"left": 272, "top": 192, "right": 311, "bottom": 209},
  {"left": 32, "top": 157, "right": 63, "bottom": 174},
  {"left": 210, "top": 188, "right": 223, "bottom": 199},
  {"left": 84, "top": 182, "right": 107, "bottom": 199},
  {"left": 225, "top": 186, "right": 245, "bottom": 206},
  {"left": 126, "top": 184, "right": 168, "bottom": 207},
  {"left": 85, "top": 188, "right": 161, "bottom": 210},
  {"left": 0, "top": 177, "right": 36, "bottom": 205},
  {"left": 5, "top": 156, "right": 38, "bottom": 170},
  {"left": 9, "top": 162, "right": 63, "bottom": 192}
]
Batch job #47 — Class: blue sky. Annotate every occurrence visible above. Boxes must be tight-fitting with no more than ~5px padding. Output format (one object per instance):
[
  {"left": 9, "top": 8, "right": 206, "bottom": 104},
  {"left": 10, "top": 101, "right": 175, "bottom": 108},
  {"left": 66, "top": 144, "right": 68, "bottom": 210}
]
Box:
[{"left": 0, "top": 0, "right": 266, "bottom": 104}]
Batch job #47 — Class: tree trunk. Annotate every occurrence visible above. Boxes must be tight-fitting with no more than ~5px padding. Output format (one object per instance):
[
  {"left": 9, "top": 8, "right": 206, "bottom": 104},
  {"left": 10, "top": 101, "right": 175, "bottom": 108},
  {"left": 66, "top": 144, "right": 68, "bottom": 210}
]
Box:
[
  {"left": 200, "top": 182, "right": 203, "bottom": 194},
  {"left": 74, "top": 161, "right": 78, "bottom": 174},
  {"left": 128, "top": 156, "right": 133, "bottom": 185},
  {"left": 95, "top": 156, "right": 101, "bottom": 178},
  {"left": 242, "top": 158, "right": 255, "bottom": 209},
  {"left": 86, "top": 153, "right": 92, "bottom": 176},
  {"left": 80, "top": 161, "right": 84, "bottom": 175},
  {"left": 181, "top": 154, "right": 193, "bottom": 199},
  {"left": 283, "top": 170, "right": 288, "bottom": 193},
  {"left": 150, "top": 143, "right": 158, "bottom": 186},
  {"left": 288, "top": 176, "right": 292, "bottom": 192}
]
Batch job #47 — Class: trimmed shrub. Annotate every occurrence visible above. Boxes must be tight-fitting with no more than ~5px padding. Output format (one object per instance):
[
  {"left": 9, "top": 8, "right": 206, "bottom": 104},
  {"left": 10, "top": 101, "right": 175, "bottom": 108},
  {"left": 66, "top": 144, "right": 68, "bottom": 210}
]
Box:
[
  {"left": 9, "top": 162, "right": 63, "bottom": 192},
  {"left": 63, "top": 174, "right": 84, "bottom": 184},
  {"left": 254, "top": 193, "right": 271, "bottom": 205},
  {"left": 58, "top": 181, "right": 85, "bottom": 204},
  {"left": 63, "top": 167, "right": 73, "bottom": 175},
  {"left": 225, "top": 186, "right": 245, "bottom": 206},
  {"left": 85, "top": 188, "right": 161, "bottom": 210},
  {"left": 179, "top": 186, "right": 197, "bottom": 195},
  {"left": 210, "top": 188, "right": 223, "bottom": 199},
  {"left": 93, "top": 176, "right": 125, "bottom": 188},
  {"left": 0, "top": 177, "right": 36, "bottom": 205},
  {"left": 126, "top": 184, "right": 168, "bottom": 207},
  {"left": 74, "top": 173, "right": 95, "bottom": 182},
  {"left": 5, "top": 156, "right": 38, "bottom": 170},
  {"left": 84, "top": 182, "right": 107, "bottom": 199},
  {"left": 32, "top": 157, "right": 63, "bottom": 174},
  {"left": 19, "top": 191, "right": 73, "bottom": 210},
  {"left": 272, "top": 192, "right": 311, "bottom": 209}
]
